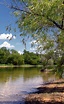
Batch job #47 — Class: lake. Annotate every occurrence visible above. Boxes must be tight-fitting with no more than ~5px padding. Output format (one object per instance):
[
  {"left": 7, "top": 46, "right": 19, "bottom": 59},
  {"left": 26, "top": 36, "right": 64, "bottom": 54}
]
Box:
[{"left": 0, "top": 67, "right": 61, "bottom": 104}]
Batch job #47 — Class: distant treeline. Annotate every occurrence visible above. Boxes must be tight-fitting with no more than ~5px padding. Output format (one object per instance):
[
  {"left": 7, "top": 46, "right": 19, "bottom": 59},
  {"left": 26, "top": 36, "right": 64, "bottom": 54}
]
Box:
[
  {"left": 0, "top": 47, "right": 42, "bottom": 65},
  {"left": 0, "top": 47, "right": 64, "bottom": 68}
]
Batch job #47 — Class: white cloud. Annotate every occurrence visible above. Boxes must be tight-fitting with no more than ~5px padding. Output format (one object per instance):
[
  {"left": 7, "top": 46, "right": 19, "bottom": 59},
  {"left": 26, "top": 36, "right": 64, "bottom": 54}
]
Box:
[
  {"left": 18, "top": 51, "right": 23, "bottom": 54},
  {"left": 0, "top": 33, "right": 16, "bottom": 40},
  {"left": 0, "top": 41, "right": 14, "bottom": 49}
]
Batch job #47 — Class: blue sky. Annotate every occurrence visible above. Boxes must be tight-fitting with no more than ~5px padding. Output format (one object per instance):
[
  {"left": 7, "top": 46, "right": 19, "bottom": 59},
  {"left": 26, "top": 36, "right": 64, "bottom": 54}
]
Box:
[{"left": 0, "top": 0, "right": 36, "bottom": 54}]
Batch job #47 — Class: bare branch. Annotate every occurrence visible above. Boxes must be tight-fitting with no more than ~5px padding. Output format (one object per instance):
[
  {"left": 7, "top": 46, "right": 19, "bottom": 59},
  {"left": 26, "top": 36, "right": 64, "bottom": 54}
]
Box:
[
  {"left": 22, "top": 0, "right": 28, "bottom": 7},
  {"left": 10, "top": 5, "right": 31, "bottom": 14}
]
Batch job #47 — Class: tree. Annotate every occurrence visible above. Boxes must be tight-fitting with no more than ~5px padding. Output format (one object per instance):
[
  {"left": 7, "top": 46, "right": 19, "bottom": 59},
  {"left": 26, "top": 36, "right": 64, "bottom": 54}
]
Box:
[
  {"left": 0, "top": 47, "right": 10, "bottom": 64},
  {"left": 9, "top": 0, "right": 64, "bottom": 31},
  {"left": 7, "top": 50, "right": 24, "bottom": 65},
  {"left": 23, "top": 50, "right": 41, "bottom": 65},
  {"left": 2, "top": 0, "right": 64, "bottom": 68},
  {"left": 0, "top": 47, "right": 24, "bottom": 65}
]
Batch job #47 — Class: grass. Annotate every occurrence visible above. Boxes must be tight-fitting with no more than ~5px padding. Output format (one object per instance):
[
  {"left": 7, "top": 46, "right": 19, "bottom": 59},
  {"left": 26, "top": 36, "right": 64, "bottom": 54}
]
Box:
[{"left": 0, "top": 64, "right": 43, "bottom": 68}]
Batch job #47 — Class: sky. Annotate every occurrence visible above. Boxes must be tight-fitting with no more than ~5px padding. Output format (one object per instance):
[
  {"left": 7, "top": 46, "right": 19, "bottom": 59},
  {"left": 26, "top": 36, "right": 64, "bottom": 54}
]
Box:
[{"left": 0, "top": 0, "right": 36, "bottom": 54}]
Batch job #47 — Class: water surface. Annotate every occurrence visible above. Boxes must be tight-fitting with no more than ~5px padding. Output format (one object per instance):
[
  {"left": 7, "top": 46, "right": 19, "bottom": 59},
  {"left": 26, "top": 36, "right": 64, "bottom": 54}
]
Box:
[{"left": 0, "top": 67, "right": 59, "bottom": 104}]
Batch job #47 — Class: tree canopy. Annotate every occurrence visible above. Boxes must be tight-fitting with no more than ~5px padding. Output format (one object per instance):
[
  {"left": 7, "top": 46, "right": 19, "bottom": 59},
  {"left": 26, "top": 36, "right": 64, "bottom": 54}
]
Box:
[
  {"left": 1, "top": 0, "right": 64, "bottom": 68},
  {"left": 9, "top": 0, "right": 64, "bottom": 57},
  {"left": 10, "top": 0, "right": 64, "bottom": 32}
]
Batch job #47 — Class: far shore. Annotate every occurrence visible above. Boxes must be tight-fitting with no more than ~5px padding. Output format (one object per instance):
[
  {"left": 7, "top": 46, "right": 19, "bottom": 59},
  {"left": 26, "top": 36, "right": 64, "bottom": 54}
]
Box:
[{"left": 0, "top": 64, "right": 43, "bottom": 68}]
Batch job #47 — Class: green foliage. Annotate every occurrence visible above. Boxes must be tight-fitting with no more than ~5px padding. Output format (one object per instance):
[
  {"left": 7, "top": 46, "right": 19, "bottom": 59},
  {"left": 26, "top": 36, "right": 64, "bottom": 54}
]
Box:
[
  {"left": 11, "top": 0, "right": 64, "bottom": 32},
  {"left": 0, "top": 47, "right": 10, "bottom": 64},
  {"left": 7, "top": 51, "right": 24, "bottom": 65},
  {"left": 0, "top": 47, "right": 24, "bottom": 65},
  {"left": 10, "top": 0, "right": 64, "bottom": 56},
  {"left": 23, "top": 50, "right": 41, "bottom": 65},
  {"left": 0, "top": 48, "right": 42, "bottom": 65}
]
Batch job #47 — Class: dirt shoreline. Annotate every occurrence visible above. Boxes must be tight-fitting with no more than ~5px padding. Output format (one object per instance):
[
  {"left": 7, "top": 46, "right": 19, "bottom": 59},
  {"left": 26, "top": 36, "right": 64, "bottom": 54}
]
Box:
[{"left": 25, "top": 79, "right": 64, "bottom": 104}]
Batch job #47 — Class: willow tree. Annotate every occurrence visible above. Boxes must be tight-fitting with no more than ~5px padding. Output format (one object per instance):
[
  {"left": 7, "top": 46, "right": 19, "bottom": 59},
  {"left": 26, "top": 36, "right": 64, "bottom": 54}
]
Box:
[{"left": 6, "top": 0, "right": 64, "bottom": 68}]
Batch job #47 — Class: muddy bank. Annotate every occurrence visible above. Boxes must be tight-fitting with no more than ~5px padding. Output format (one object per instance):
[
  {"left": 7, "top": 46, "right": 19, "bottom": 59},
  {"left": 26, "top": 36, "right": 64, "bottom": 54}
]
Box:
[{"left": 25, "top": 80, "right": 64, "bottom": 104}]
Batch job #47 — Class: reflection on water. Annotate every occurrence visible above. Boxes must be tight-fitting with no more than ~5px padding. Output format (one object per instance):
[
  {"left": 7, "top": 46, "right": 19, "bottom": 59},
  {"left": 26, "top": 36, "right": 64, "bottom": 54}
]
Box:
[{"left": 0, "top": 67, "right": 62, "bottom": 103}]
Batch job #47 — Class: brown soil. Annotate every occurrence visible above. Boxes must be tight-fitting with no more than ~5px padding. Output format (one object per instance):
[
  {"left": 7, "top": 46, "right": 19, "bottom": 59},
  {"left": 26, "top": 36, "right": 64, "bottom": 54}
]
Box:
[{"left": 25, "top": 79, "right": 64, "bottom": 104}]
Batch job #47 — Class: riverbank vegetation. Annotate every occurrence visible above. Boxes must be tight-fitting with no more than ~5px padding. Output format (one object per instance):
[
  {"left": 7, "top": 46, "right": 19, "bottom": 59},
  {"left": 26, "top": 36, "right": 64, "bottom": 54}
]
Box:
[
  {"left": 0, "top": 47, "right": 63, "bottom": 67},
  {"left": 0, "top": 47, "right": 41, "bottom": 65},
  {"left": 0, "top": 47, "right": 64, "bottom": 72}
]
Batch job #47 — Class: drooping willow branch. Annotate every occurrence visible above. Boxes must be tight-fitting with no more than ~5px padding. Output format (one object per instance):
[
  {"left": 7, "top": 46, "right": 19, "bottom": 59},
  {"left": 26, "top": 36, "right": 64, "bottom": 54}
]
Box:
[{"left": 9, "top": 1, "right": 64, "bottom": 30}]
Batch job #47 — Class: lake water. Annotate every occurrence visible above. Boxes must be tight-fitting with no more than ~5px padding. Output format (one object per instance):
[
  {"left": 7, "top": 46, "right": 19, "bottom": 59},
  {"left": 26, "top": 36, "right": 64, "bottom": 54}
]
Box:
[{"left": 0, "top": 67, "right": 60, "bottom": 104}]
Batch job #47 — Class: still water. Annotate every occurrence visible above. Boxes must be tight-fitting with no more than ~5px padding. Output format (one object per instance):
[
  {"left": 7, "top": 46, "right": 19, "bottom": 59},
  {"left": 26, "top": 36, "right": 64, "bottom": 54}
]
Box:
[{"left": 0, "top": 67, "right": 60, "bottom": 104}]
